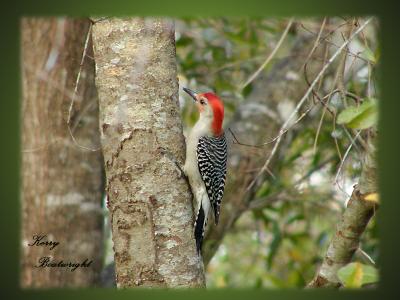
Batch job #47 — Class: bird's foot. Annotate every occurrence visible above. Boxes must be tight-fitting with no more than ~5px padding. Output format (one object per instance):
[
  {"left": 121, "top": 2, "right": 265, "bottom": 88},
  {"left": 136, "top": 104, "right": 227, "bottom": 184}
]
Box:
[{"left": 158, "top": 146, "right": 187, "bottom": 180}]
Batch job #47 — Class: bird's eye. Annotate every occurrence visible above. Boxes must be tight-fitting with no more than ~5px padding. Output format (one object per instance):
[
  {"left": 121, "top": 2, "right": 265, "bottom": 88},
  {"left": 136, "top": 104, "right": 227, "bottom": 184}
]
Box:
[{"left": 200, "top": 99, "right": 206, "bottom": 105}]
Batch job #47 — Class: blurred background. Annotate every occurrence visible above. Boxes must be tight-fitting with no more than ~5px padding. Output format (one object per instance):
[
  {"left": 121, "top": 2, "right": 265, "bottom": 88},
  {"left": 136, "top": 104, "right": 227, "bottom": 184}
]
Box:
[
  {"left": 100, "top": 17, "right": 379, "bottom": 288},
  {"left": 21, "top": 16, "right": 379, "bottom": 288}
]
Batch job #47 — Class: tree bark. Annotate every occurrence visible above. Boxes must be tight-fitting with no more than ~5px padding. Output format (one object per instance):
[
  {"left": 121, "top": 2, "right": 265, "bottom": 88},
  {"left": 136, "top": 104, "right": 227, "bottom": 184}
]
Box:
[
  {"left": 21, "top": 18, "right": 104, "bottom": 287},
  {"left": 203, "top": 33, "right": 325, "bottom": 265},
  {"left": 92, "top": 18, "right": 205, "bottom": 288},
  {"left": 307, "top": 130, "right": 378, "bottom": 288}
]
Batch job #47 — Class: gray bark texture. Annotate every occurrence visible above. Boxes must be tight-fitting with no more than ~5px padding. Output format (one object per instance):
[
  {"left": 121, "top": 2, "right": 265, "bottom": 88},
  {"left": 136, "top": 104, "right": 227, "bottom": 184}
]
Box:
[
  {"left": 203, "top": 33, "right": 325, "bottom": 265},
  {"left": 308, "top": 130, "right": 378, "bottom": 288},
  {"left": 21, "top": 18, "right": 104, "bottom": 287},
  {"left": 92, "top": 18, "right": 205, "bottom": 288}
]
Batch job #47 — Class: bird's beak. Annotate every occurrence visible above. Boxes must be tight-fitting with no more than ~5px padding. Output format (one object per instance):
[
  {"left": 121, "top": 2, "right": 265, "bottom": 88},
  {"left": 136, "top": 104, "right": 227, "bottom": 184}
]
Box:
[{"left": 183, "top": 87, "right": 198, "bottom": 102}]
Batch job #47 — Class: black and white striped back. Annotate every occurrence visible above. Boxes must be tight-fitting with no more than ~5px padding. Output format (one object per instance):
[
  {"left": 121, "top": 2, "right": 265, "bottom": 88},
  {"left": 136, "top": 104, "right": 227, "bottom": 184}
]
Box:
[{"left": 196, "top": 132, "right": 228, "bottom": 225}]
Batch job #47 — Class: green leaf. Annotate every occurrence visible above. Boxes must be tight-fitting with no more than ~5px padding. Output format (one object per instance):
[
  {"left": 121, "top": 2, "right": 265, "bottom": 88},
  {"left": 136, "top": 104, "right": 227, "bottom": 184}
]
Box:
[
  {"left": 286, "top": 213, "right": 304, "bottom": 225},
  {"left": 361, "top": 264, "right": 379, "bottom": 286},
  {"left": 242, "top": 82, "right": 253, "bottom": 98},
  {"left": 337, "top": 262, "right": 379, "bottom": 288},
  {"left": 336, "top": 99, "right": 378, "bottom": 129},
  {"left": 266, "top": 220, "right": 282, "bottom": 270},
  {"left": 255, "top": 181, "right": 271, "bottom": 198},
  {"left": 362, "top": 47, "right": 376, "bottom": 64}
]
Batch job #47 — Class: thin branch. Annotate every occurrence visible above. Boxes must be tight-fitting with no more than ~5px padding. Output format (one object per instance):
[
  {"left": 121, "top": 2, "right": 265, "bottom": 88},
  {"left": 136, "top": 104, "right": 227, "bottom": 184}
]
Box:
[
  {"left": 337, "top": 18, "right": 356, "bottom": 106},
  {"left": 229, "top": 102, "right": 316, "bottom": 149},
  {"left": 228, "top": 128, "right": 263, "bottom": 148},
  {"left": 67, "top": 23, "right": 92, "bottom": 126},
  {"left": 355, "top": 248, "right": 376, "bottom": 267},
  {"left": 248, "top": 155, "right": 335, "bottom": 211},
  {"left": 240, "top": 18, "right": 294, "bottom": 90},
  {"left": 334, "top": 131, "right": 361, "bottom": 188},
  {"left": 67, "top": 22, "right": 100, "bottom": 152},
  {"left": 245, "top": 18, "right": 373, "bottom": 192},
  {"left": 312, "top": 23, "right": 351, "bottom": 158},
  {"left": 303, "top": 18, "right": 334, "bottom": 109},
  {"left": 302, "top": 18, "right": 327, "bottom": 70},
  {"left": 299, "top": 22, "right": 373, "bottom": 64}
]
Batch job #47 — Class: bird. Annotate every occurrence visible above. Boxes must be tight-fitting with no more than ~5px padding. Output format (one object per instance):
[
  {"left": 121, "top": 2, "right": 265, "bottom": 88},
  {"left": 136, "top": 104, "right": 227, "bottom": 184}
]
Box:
[{"left": 182, "top": 87, "right": 228, "bottom": 254}]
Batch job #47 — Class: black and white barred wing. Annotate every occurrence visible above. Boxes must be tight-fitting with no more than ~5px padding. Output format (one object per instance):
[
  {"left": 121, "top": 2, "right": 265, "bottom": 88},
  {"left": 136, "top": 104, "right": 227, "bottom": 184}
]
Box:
[{"left": 196, "top": 133, "right": 228, "bottom": 224}]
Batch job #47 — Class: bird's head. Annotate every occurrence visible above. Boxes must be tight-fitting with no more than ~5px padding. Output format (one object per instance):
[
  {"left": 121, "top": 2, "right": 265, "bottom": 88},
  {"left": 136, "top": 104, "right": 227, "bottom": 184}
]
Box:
[{"left": 183, "top": 87, "right": 224, "bottom": 136}]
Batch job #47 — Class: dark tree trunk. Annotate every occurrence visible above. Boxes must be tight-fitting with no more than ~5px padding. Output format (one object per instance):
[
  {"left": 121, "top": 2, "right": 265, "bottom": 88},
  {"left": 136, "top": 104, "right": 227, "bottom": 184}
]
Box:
[{"left": 20, "top": 18, "right": 104, "bottom": 287}]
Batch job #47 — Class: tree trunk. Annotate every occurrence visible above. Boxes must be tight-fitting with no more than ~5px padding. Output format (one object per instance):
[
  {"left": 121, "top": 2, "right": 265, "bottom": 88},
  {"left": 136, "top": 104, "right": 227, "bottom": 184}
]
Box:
[
  {"left": 21, "top": 18, "right": 104, "bottom": 287},
  {"left": 203, "top": 33, "right": 325, "bottom": 265},
  {"left": 92, "top": 18, "right": 205, "bottom": 288}
]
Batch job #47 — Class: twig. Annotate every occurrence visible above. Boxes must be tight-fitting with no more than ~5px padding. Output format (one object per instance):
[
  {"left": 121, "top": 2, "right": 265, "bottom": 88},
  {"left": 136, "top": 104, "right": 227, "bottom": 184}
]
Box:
[
  {"left": 299, "top": 22, "right": 373, "bottom": 64},
  {"left": 337, "top": 18, "right": 355, "bottom": 105},
  {"left": 211, "top": 56, "right": 265, "bottom": 75},
  {"left": 240, "top": 18, "right": 294, "bottom": 90},
  {"left": 355, "top": 248, "right": 376, "bottom": 267},
  {"left": 67, "top": 22, "right": 100, "bottom": 152},
  {"left": 334, "top": 131, "right": 361, "bottom": 187},
  {"left": 68, "top": 23, "right": 92, "bottom": 126},
  {"left": 303, "top": 18, "right": 332, "bottom": 107},
  {"left": 342, "top": 127, "right": 361, "bottom": 153},
  {"left": 229, "top": 100, "right": 317, "bottom": 149},
  {"left": 245, "top": 18, "right": 373, "bottom": 192},
  {"left": 88, "top": 17, "right": 110, "bottom": 24},
  {"left": 248, "top": 155, "right": 334, "bottom": 211},
  {"left": 302, "top": 18, "right": 327, "bottom": 70},
  {"left": 310, "top": 19, "right": 354, "bottom": 158},
  {"left": 228, "top": 128, "right": 263, "bottom": 148}
]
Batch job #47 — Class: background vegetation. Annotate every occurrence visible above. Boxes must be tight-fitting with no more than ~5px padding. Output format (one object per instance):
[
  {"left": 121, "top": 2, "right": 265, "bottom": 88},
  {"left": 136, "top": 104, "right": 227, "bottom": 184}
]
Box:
[
  {"left": 21, "top": 16, "right": 379, "bottom": 288},
  {"left": 174, "top": 17, "right": 379, "bottom": 288}
]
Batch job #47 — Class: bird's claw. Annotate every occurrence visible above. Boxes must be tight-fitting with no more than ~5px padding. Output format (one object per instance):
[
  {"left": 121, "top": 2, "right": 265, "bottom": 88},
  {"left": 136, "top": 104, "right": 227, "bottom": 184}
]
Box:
[{"left": 158, "top": 146, "right": 187, "bottom": 180}]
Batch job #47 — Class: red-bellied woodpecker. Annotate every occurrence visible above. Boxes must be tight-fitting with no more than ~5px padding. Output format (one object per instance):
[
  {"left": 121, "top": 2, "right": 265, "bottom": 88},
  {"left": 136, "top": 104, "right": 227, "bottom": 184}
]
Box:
[{"left": 183, "top": 87, "right": 228, "bottom": 254}]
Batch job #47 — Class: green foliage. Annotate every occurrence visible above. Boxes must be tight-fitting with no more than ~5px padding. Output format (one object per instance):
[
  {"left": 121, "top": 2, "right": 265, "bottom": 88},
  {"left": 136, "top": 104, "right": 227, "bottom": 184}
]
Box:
[
  {"left": 176, "top": 16, "right": 379, "bottom": 289},
  {"left": 337, "top": 98, "right": 378, "bottom": 129},
  {"left": 266, "top": 219, "right": 282, "bottom": 270},
  {"left": 337, "top": 262, "right": 379, "bottom": 288}
]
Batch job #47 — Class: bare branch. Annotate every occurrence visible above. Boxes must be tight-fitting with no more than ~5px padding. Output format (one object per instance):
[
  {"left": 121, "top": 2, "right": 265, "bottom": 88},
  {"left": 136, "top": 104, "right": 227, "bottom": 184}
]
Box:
[
  {"left": 334, "top": 131, "right": 361, "bottom": 187},
  {"left": 67, "top": 22, "right": 101, "bottom": 152},
  {"left": 240, "top": 18, "right": 294, "bottom": 90},
  {"left": 246, "top": 18, "right": 373, "bottom": 192}
]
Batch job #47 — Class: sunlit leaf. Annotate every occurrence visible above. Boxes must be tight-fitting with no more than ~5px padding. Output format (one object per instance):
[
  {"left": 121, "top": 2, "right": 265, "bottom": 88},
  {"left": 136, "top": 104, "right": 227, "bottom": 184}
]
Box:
[
  {"left": 337, "top": 99, "right": 378, "bottom": 129},
  {"left": 364, "top": 192, "right": 379, "bottom": 203},
  {"left": 362, "top": 47, "right": 376, "bottom": 64},
  {"left": 337, "top": 262, "right": 379, "bottom": 288}
]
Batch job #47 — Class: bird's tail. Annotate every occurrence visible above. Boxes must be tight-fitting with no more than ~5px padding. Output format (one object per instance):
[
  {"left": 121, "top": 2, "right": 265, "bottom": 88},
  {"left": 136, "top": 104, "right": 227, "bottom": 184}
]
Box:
[{"left": 194, "top": 202, "right": 207, "bottom": 254}]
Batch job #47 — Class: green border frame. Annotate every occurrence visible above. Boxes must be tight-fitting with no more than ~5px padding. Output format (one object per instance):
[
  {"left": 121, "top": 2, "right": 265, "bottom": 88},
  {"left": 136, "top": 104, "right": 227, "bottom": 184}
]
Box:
[{"left": 1, "top": 0, "right": 398, "bottom": 298}]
